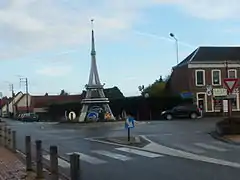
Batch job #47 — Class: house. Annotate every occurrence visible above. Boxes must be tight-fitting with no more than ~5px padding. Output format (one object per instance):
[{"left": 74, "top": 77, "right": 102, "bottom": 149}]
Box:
[
  {"left": 1, "top": 92, "right": 24, "bottom": 116},
  {"left": 168, "top": 46, "right": 240, "bottom": 113},
  {"left": 14, "top": 93, "right": 82, "bottom": 114},
  {"left": 14, "top": 93, "right": 33, "bottom": 113}
]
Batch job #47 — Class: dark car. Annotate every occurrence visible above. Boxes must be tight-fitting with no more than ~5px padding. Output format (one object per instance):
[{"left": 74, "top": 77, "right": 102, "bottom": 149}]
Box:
[
  {"left": 21, "top": 113, "right": 39, "bottom": 122},
  {"left": 161, "top": 104, "right": 201, "bottom": 120}
]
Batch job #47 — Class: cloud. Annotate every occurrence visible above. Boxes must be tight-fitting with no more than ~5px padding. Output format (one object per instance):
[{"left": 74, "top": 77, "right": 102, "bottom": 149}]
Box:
[
  {"left": 0, "top": 0, "right": 157, "bottom": 59},
  {"left": 154, "top": 0, "right": 240, "bottom": 20},
  {"left": 36, "top": 65, "right": 72, "bottom": 77},
  {"left": 133, "top": 31, "right": 195, "bottom": 48},
  {"left": 0, "top": 0, "right": 239, "bottom": 60}
]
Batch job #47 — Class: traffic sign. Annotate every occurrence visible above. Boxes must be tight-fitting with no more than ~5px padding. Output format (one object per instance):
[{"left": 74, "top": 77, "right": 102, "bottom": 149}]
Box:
[
  {"left": 87, "top": 111, "right": 98, "bottom": 121},
  {"left": 223, "top": 78, "right": 239, "bottom": 93},
  {"left": 68, "top": 111, "right": 76, "bottom": 120},
  {"left": 125, "top": 116, "right": 135, "bottom": 129}
]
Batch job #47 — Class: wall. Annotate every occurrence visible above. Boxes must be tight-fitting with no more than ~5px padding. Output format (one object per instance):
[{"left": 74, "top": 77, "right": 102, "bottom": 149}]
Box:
[
  {"left": 169, "top": 65, "right": 190, "bottom": 94},
  {"left": 16, "top": 94, "right": 32, "bottom": 109},
  {"left": 8, "top": 92, "right": 23, "bottom": 113}
]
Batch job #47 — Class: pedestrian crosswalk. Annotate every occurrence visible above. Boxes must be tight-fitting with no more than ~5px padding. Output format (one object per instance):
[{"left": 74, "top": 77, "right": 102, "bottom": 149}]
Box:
[
  {"left": 172, "top": 141, "right": 239, "bottom": 155},
  {"left": 44, "top": 147, "right": 164, "bottom": 168},
  {"left": 42, "top": 141, "right": 240, "bottom": 169}
]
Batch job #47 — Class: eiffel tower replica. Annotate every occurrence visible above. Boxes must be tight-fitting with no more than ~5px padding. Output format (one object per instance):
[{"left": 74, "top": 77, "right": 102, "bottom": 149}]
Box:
[{"left": 78, "top": 19, "right": 115, "bottom": 122}]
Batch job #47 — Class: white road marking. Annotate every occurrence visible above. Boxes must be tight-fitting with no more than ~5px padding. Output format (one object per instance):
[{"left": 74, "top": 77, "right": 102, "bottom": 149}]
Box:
[
  {"left": 194, "top": 143, "right": 228, "bottom": 152},
  {"left": 116, "top": 147, "right": 163, "bottom": 158},
  {"left": 141, "top": 136, "right": 240, "bottom": 169},
  {"left": 43, "top": 155, "right": 70, "bottom": 168},
  {"left": 86, "top": 135, "right": 240, "bottom": 168},
  {"left": 66, "top": 152, "right": 107, "bottom": 165},
  {"left": 92, "top": 150, "right": 132, "bottom": 161},
  {"left": 211, "top": 141, "right": 240, "bottom": 149},
  {"left": 174, "top": 144, "right": 206, "bottom": 154}
]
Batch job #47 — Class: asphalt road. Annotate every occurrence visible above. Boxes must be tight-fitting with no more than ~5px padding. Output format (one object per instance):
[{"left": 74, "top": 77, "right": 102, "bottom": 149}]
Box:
[{"left": 3, "top": 118, "right": 240, "bottom": 180}]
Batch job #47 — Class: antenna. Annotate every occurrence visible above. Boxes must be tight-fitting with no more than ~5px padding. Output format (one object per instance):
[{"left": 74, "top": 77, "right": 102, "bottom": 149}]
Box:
[{"left": 91, "top": 19, "right": 94, "bottom": 30}]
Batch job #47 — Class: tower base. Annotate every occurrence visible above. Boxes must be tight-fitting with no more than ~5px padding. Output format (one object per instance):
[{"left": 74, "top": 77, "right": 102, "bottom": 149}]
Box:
[{"left": 78, "top": 103, "right": 115, "bottom": 122}]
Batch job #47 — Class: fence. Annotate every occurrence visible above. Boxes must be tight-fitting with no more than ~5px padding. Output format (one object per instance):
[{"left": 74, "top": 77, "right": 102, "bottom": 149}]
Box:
[{"left": 0, "top": 122, "right": 80, "bottom": 180}]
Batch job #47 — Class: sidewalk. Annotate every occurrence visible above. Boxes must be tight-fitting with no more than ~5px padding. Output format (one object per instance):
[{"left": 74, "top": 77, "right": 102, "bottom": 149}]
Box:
[
  {"left": 223, "top": 135, "right": 240, "bottom": 144},
  {"left": 0, "top": 147, "right": 35, "bottom": 180}
]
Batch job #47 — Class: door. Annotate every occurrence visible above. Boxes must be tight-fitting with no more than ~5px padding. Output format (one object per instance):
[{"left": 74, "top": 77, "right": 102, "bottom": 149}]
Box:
[{"left": 198, "top": 99, "right": 204, "bottom": 112}]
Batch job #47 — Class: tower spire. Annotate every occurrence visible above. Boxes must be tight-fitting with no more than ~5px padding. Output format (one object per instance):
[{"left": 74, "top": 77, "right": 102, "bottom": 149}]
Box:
[{"left": 91, "top": 19, "right": 96, "bottom": 56}]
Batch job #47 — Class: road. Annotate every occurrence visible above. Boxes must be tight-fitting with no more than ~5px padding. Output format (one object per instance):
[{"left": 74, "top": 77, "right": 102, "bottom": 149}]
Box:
[{"left": 3, "top": 118, "right": 240, "bottom": 180}]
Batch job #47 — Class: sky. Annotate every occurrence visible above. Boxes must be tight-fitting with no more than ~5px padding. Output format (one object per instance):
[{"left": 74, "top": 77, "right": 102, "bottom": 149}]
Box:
[{"left": 1, "top": 0, "right": 240, "bottom": 97}]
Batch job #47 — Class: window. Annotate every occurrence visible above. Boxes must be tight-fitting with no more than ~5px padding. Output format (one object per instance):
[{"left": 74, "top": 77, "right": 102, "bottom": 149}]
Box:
[
  {"left": 195, "top": 70, "right": 205, "bottom": 86},
  {"left": 213, "top": 99, "right": 222, "bottom": 111},
  {"left": 228, "top": 69, "right": 237, "bottom": 78},
  {"left": 231, "top": 94, "right": 238, "bottom": 110},
  {"left": 211, "top": 70, "right": 221, "bottom": 85}
]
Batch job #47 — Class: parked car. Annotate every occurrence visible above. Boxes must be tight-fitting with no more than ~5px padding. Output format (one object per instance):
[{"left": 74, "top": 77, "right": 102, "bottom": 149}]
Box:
[
  {"left": 161, "top": 104, "right": 201, "bottom": 120},
  {"left": 20, "top": 113, "right": 39, "bottom": 122}
]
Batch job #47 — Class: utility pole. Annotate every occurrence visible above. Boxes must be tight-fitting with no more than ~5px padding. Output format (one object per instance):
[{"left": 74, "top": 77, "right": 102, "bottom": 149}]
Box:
[
  {"left": 20, "top": 77, "right": 29, "bottom": 113},
  {"left": 225, "top": 60, "right": 232, "bottom": 117},
  {"left": 9, "top": 84, "right": 15, "bottom": 116}
]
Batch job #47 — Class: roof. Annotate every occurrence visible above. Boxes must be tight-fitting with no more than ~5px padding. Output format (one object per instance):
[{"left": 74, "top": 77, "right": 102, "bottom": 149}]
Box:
[
  {"left": 175, "top": 46, "right": 240, "bottom": 68},
  {"left": 1, "top": 91, "right": 23, "bottom": 108},
  {"left": 32, "top": 94, "right": 83, "bottom": 108}
]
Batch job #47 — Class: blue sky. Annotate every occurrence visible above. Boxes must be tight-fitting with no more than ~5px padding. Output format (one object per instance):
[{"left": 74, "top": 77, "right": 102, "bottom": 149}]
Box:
[{"left": 1, "top": 0, "right": 240, "bottom": 97}]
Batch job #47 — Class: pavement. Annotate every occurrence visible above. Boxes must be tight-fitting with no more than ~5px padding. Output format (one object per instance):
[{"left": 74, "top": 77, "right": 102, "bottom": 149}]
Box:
[
  {"left": 0, "top": 146, "right": 36, "bottom": 180},
  {"left": 2, "top": 118, "right": 240, "bottom": 180}
]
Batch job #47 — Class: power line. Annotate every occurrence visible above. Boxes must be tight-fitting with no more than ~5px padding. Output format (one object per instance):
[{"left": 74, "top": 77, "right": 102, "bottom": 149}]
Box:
[{"left": 20, "top": 77, "right": 29, "bottom": 113}]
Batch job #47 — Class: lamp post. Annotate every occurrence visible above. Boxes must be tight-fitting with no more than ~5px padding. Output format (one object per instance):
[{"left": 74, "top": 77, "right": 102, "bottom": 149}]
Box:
[{"left": 169, "top": 33, "right": 179, "bottom": 64}]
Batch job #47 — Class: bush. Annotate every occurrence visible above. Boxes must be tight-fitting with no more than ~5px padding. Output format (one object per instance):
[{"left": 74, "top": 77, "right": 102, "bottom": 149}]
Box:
[{"left": 216, "top": 117, "right": 240, "bottom": 135}]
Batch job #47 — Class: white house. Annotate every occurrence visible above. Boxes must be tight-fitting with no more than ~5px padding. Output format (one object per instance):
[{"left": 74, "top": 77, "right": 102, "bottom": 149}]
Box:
[{"left": 1, "top": 92, "right": 24, "bottom": 115}]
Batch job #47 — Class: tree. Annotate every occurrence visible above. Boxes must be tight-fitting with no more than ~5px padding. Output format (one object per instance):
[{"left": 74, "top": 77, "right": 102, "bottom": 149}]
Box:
[
  {"left": 60, "top": 89, "right": 68, "bottom": 95},
  {"left": 141, "top": 75, "right": 168, "bottom": 97},
  {"left": 45, "top": 93, "right": 49, "bottom": 96}
]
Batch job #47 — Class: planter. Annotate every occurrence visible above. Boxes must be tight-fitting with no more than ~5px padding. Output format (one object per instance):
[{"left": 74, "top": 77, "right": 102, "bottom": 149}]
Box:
[{"left": 216, "top": 117, "right": 240, "bottom": 135}]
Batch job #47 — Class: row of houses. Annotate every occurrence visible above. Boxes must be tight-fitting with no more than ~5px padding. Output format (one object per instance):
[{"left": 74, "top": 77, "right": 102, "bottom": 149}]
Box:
[
  {"left": 0, "top": 91, "right": 82, "bottom": 117},
  {"left": 167, "top": 46, "right": 240, "bottom": 114}
]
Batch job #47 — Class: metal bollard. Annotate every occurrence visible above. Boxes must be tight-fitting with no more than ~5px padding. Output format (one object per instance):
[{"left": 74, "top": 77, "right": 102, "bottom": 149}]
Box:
[
  {"left": 36, "top": 140, "right": 43, "bottom": 179},
  {"left": 0, "top": 124, "right": 3, "bottom": 145},
  {"left": 50, "top": 146, "right": 59, "bottom": 180},
  {"left": 70, "top": 153, "right": 80, "bottom": 180},
  {"left": 25, "top": 136, "right": 32, "bottom": 171},
  {"left": 11, "top": 130, "right": 16, "bottom": 153},
  {"left": 7, "top": 128, "right": 11, "bottom": 149},
  {"left": 4, "top": 126, "right": 7, "bottom": 147}
]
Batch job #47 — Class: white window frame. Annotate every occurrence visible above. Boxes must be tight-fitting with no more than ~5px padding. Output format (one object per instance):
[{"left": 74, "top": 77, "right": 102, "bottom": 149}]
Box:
[
  {"left": 228, "top": 69, "right": 237, "bottom": 78},
  {"left": 211, "top": 69, "right": 221, "bottom": 86},
  {"left": 195, "top": 70, "right": 205, "bottom": 86}
]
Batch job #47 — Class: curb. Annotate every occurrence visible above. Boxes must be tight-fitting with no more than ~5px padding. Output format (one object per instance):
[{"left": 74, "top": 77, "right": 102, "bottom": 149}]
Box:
[{"left": 209, "top": 131, "right": 240, "bottom": 145}]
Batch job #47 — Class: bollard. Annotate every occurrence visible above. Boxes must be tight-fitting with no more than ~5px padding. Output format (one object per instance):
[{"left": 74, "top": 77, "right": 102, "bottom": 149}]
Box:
[
  {"left": 50, "top": 146, "right": 59, "bottom": 180},
  {"left": 11, "top": 130, "right": 16, "bottom": 153},
  {"left": 4, "top": 126, "right": 7, "bottom": 147},
  {"left": 7, "top": 128, "right": 11, "bottom": 149},
  {"left": 36, "top": 140, "right": 43, "bottom": 179},
  {"left": 0, "top": 124, "right": 3, "bottom": 145},
  {"left": 25, "top": 136, "right": 32, "bottom": 171},
  {"left": 70, "top": 153, "right": 80, "bottom": 180}
]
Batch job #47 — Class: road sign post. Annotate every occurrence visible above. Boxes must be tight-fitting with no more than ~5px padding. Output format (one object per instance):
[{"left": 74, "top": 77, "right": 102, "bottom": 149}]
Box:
[
  {"left": 125, "top": 115, "right": 135, "bottom": 142},
  {"left": 223, "top": 78, "right": 239, "bottom": 117}
]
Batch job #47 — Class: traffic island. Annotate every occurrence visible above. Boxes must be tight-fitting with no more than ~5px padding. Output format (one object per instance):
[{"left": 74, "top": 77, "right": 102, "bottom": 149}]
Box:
[
  {"left": 210, "top": 116, "right": 240, "bottom": 145},
  {"left": 96, "top": 136, "right": 150, "bottom": 148}
]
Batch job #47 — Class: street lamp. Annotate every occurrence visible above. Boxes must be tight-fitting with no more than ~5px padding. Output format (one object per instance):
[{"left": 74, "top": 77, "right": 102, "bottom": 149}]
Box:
[{"left": 169, "top": 33, "right": 179, "bottom": 64}]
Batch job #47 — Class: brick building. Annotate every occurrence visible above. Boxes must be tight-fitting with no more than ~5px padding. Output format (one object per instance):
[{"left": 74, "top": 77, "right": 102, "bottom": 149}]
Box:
[{"left": 168, "top": 46, "right": 240, "bottom": 113}]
